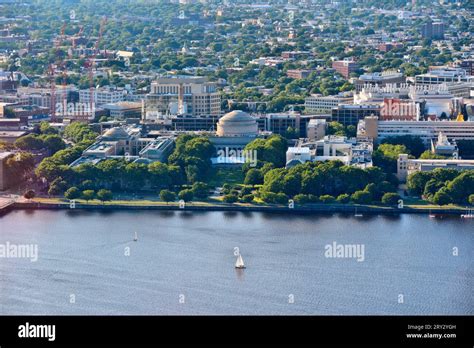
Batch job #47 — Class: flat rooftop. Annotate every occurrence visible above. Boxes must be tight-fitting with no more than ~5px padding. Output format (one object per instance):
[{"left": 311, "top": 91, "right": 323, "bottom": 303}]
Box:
[
  {"left": 0, "top": 151, "right": 14, "bottom": 160},
  {"left": 359, "top": 72, "right": 404, "bottom": 80},
  {"left": 287, "top": 147, "right": 311, "bottom": 153},
  {"left": 409, "top": 159, "right": 474, "bottom": 164},
  {"left": 102, "top": 102, "right": 142, "bottom": 110},
  {"left": 0, "top": 118, "right": 21, "bottom": 122},
  {"left": 153, "top": 76, "right": 209, "bottom": 84},
  {"left": 378, "top": 120, "right": 474, "bottom": 125},
  {"left": 85, "top": 141, "right": 117, "bottom": 153},
  {"left": 335, "top": 104, "right": 380, "bottom": 109},
  {"left": 70, "top": 157, "right": 104, "bottom": 167},
  {"left": 0, "top": 131, "right": 27, "bottom": 137}
]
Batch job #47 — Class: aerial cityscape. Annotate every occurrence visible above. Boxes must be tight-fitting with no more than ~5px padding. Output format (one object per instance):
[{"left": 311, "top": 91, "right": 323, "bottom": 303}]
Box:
[{"left": 0, "top": 0, "right": 473, "bottom": 328}]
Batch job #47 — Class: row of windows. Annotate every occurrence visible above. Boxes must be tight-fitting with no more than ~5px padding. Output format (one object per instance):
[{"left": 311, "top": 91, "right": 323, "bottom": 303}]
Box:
[
  {"left": 380, "top": 129, "right": 474, "bottom": 133},
  {"left": 153, "top": 86, "right": 192, "bottom": 94},
  {"left": 306, "top": 102, "right": 341, "bottom": 107}
]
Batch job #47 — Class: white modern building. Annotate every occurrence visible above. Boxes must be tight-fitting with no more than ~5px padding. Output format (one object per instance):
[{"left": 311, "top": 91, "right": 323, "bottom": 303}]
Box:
[
  {"left": 305, "top": 94, "right": 352, "bottom": 114},
  {"left": 444, "top": 82, "right": 473, "bottom": 98},
  {"left": 397, "top": 154, "right": 474, "bottom": 182},
  {"left": 15, "top": 86, "right": 77, "bottom": 109},
  {"left": 355, "top": 84, "right": 411, "bottom": 104},
  {"left": 102, "top": 101, "right": 142, "bottom": 120},
  {"left": 249, "top": 57, "right": 286, "bottom": 67},
  {"left": 286, "top": 147, "right": 311, "bottom": 167},
  {"left": 355, "top": 84, "right": 457, "bottom": 118},
  {"left": 431, "top": 132, "right": 458, "bottom": 157},
  {"left": 79, "top": 87, "right": 126, "bottom": 107},
  {"left": 286, "top": 136, "right": 373, "bottom": 169},
  {"left": 355, "top": 70, "right": 405, "bottom": 91},
  {"left": 358, "top": 116, "right": 474, "bottom": 144},
  {"left": 408, "top": 84, "right": 454, "bottom": 117},
  {"left": 415, "top": 67, "right": 474, "bottom": 85}
]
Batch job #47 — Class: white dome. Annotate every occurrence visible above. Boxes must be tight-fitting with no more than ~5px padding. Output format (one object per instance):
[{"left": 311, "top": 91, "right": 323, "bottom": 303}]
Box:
[
  {"left": 102, "top": 127, "right": 129, "bottom": 140},
  {"left": 216, "top": 110, "right": 258, "bottom": 137}
]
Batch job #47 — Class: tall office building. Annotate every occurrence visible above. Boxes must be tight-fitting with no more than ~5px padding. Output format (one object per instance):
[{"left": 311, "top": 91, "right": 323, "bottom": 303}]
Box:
[
  {"left": 145, "top": 76, "right": 221, "bottom": 119},
  {"left": 421, "top": 21, "right": 445, "bottom": 40}
]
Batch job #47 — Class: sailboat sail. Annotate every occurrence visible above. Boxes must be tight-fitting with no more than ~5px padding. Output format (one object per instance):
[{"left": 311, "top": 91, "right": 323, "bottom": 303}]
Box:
[{"left": 235, "top": 254, "right": 245, "bottom": 268}]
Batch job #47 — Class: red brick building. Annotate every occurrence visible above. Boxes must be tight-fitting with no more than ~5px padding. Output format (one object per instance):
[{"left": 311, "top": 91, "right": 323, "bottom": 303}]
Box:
[
  {"left": 378, "top": 43, "right": 403, "bottom": 53},
  {"left": 286, "top": 69, "right": 312, "bottom": 79},
  {"left": 332, "top": 59, "right": 359, "bottom": 79}
]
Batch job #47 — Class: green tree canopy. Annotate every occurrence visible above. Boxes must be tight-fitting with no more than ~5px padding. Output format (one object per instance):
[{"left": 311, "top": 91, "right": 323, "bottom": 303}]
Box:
[
  {"left": 65, "top": 187, "right": 81, "bottom": 200},
  {"left": 160, "top": 189, "right": 176, "bottom": 204},
  {"left": 97, "top": 189, "right": 113, "bottom": 202},
  {"left": 381, "top": 192, "right": 400, "bottom": 205},
  {"left": 373, "top": 144, "right": 409, "bottom": 173},
  {"left": 81, "top": 190, "right": 96, "bottom": 202}
]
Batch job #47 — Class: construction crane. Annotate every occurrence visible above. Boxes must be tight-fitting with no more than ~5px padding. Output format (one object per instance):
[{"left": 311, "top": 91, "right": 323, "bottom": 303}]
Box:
[
  {"left": 48, "top": 64, "right": 56, "bottom": 121},
  {"left": 72, "top": 25, "right": 84, "bottom": 48},
  {"left": 83, "top": 16, "right": 107, "bottom": 122},
  {"left": 60, "top": 25, "right": 87, "bottom": 121},
  {"left": 49, "top": 22, "right": 67, "bottom": 122}
]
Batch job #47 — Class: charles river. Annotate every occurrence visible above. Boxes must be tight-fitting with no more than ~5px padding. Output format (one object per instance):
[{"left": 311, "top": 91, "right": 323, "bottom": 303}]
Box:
[{"left": 0, "top": 209, "right": 472, "bottom": 315}]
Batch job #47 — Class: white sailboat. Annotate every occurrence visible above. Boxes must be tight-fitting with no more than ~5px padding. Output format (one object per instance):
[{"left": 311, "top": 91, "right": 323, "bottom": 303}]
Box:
[
  {"left": 134, "top": 231, "right": 138, "bottom": 241},
  {"left": 461, "top": 209, "right": 474, "bottom": 219},
  {"left": 429, "top": 209, "right": 436, "bottom": 218},
  {"left": 354, "top": 207, "right": 363, "bottom": 217},
  {"left": 235, "top": 254, "right": 246, "bottom": 269}
]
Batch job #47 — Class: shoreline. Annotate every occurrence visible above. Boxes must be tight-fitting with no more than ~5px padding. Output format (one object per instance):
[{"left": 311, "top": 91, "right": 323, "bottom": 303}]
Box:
[{"left": 3, "top": 200, "right": 471, "bottom": 216}]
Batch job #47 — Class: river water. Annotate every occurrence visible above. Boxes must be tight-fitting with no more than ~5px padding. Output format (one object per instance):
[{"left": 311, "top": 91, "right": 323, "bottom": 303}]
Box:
[{"left": 0, "top": 209, "right": 472, "bottom": 315}]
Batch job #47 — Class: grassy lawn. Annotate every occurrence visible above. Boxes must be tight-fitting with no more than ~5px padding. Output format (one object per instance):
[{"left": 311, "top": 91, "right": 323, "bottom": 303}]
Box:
[
  {"left": 33, "top": 197, "right": 219, "bottom": 207},
  {"left": 402, "top": 196, "right": 430, "bottom": 205},
  {"left": 31, "top": 197, "right": 470, "bottom": 211},
  {"left": 208, "top": 168, "right": 245, "bottom": 187},
  {"left": 402, "top": 197, "right": 468, "bottom": 209},
  {"left": 407, "top": 204, "right": 468, "bottom": 210}
]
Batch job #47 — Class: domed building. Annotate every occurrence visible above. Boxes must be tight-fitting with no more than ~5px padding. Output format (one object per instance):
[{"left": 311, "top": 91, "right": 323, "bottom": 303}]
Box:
[
  {"left": 97, "top": 126, "right": 142, "bottom": 155},
  {"left": 71, "top": 125, "right": 175, "bottom": 167},
  {"left": 216, "top": 110, "right": 258, "bottom": 137},
  {"left": 101, "top": 127, "right": 131, "bottom": 141},
  {"left": 210, "top": 110, "right": 267, "bottom": 166}
]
